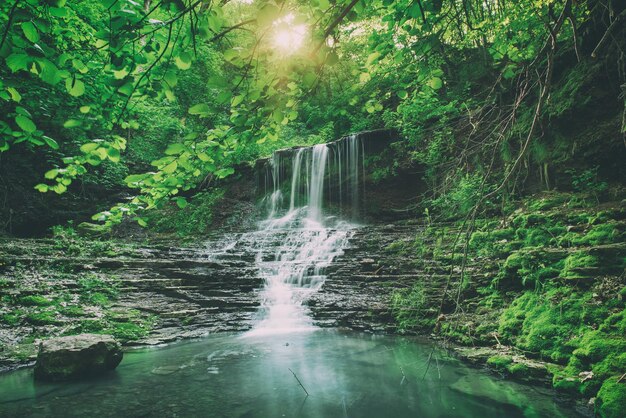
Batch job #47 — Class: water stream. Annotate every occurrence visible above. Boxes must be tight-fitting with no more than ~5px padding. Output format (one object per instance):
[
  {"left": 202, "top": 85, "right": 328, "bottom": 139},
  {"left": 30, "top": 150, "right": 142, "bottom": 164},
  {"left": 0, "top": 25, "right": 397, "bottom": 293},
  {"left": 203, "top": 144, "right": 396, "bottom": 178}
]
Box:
[
  {"left": 0, "top": 135, "right": 582, "bottom": 417},
  {"left": 249, "top": 139, "right": 358, "bottom": 336}
]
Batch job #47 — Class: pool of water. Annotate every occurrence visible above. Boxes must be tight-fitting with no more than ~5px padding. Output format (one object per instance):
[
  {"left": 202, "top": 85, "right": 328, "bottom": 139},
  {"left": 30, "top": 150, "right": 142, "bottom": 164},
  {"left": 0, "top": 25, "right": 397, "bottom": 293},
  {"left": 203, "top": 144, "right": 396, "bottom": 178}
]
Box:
[{"left": 0, "top": 329, "right": 580, "bottom": 418}]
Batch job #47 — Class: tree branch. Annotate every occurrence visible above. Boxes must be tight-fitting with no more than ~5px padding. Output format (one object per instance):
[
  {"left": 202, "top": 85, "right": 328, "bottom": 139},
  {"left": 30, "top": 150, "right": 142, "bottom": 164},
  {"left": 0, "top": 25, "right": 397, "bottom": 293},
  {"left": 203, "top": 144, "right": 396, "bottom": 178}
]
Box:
[
  {"left": 0, "top": 0, "right": 21, "bottom": 51},
  {"left": 209, "top": 19, "right": 255, "bottom": 42},
  {"left": 312, "top": 0, "right": 362, "bottom": 54}
]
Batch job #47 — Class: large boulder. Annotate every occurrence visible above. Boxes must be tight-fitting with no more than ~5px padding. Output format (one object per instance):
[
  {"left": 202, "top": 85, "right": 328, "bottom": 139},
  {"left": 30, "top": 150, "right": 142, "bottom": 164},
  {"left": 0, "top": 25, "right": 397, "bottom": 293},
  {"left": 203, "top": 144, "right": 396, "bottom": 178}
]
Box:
[{"left": 34, "top": 334, "right": 123, "bottom": 381}]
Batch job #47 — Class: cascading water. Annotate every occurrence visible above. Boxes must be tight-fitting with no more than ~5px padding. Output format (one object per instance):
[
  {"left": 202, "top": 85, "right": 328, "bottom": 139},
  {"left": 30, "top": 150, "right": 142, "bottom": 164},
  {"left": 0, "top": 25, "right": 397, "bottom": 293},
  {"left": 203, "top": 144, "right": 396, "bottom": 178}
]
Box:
[{"left": 246, "top": 136, "right": 365, "bottom": 336}]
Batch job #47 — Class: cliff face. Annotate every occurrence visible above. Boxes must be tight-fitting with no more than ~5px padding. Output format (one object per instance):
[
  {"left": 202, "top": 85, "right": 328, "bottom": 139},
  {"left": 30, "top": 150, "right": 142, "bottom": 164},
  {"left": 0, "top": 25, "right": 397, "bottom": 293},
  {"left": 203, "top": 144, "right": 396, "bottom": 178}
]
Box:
[{"left": 253, "top": 128, "right": 426, "bottom": 224}]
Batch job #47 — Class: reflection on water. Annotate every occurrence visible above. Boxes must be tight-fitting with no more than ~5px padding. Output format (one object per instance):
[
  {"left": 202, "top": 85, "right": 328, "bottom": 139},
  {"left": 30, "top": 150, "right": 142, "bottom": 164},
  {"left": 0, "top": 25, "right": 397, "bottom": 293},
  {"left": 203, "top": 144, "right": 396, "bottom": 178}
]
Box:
[{"left": 0, "top": 330, "right": 579, "bottom": 418}]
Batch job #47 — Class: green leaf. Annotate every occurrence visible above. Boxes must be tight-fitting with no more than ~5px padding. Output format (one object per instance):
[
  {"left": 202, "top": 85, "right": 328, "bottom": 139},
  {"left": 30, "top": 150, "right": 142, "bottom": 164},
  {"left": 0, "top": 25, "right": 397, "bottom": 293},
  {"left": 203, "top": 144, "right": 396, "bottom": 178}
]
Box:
[
  {"left": 15, "top": 115, "right": 36, "bottom": 133},
  {"left": 113, "top": 68, "right": 129, "bottom": 79},
  {"left": 366, "top": 52, "right": 380, "bottom": 66},
  {"left": 215, "top": 167, "right": 234, "bottom": 178},
  {"left": 175, "top": 52, "right": 192, "bottom": 70},
  {"left": 21, "top": 22, "right": 40, "bottom": 43},
  {"left": 136, "top": 217, "right": 148, "bottom": 227},
  {"left": 106, "top": 147, "right": 121, "bottom": 162},
  {"left": 162, "top": 161, "right": 178, "bottom": 174},
  {"left": 66, "top": 78, "right": 85, "bottom": 97},
  {"left": 428, "top": 77, "right": 443, "bottom": 90},
  {"left": 34, "top": 184, "right": 49, "bottom": 192},
  {"left": 43, "top": 136, "right": 59, "bottom": 149},
  {"left": 39, "top": 60, "right": 62, "bottom": 85},
  {"left": 53, "top": 183, "right": 67, "bottom": 194},
  {"left": 15, "top": 106, "right": 31, "bottom": 117},
  {"left": 72, "top": 59, "right": 88, "bottom": 74},
  {"left": 231, "top": 95, "right": 244, "bottom": 107},
  {"left": 197, "top": 152, "right": 211, "bottom": 162},
  {"left": 6, "top": 54, "right": 30, "bottom": 72},
  {"left": 272, "top": 110, "right": 283, "bottom": 124},
  {"left": 303, "top": 72, "right": 317, "bottom": 88},
  {"left": 326, "top": 51, "right": 339, "bottom": 65},
  {"left": 118, "top": 82, "right": 134, "bottom": 96},
  {"left": 7, "top": 87, "right": 21, "bottom": 102},
  {"left": 398, "top": 90, "right": 408, "bottom": 99},
  {"left": 80, "top": 142, "right": 99, "bottom": 153},
  {"left": 44, "top": 169, "right": 59, "bottom": 179},
  {"left": 174, "top": 197, "right": 188, "bottom": 209},
  {"left": 163, "top": 70, "right": 178, "bottom": 87},
  {"left": 63, "top": 119, "right": 82, "bottom": 128},
  {"left": 188, "top": 103, "right": 210, "bottom": 115},
  {"left": 79, "top": 105, "right": 91, "bottom": 114},
  {"left": 49, "top": 7, "right": 68, "bottom": 17},
  {"left": 165, "top": 143, "right": 186, "bottom": 155},
  {"left": 164, "top": 88, "right": 176, "bottom": 102}
]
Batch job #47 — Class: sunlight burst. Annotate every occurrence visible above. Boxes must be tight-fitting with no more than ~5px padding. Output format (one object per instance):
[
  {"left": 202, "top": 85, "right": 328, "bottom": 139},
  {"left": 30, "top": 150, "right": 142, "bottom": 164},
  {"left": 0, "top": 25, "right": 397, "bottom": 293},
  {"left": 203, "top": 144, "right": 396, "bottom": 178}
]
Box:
[{"left": 271, "top": 13, "right": 307, "bottom": 54}]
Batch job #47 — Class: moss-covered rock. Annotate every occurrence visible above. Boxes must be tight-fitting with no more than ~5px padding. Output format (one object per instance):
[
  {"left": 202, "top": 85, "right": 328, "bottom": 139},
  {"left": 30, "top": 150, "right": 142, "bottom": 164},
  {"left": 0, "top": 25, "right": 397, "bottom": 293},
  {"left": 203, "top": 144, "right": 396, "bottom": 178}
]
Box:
[
  {"left": 596, "top": 376, "right": 626, "bottom": 418},
  {"left": 34, "top": 334, "right": 123, "bottom": 381}
]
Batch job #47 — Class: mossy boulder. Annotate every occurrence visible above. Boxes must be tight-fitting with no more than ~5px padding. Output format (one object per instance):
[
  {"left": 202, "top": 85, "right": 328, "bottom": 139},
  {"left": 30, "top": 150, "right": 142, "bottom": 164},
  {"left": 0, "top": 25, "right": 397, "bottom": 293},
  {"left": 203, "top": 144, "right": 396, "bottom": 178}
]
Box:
[
  {"left": 596, "top": 376, "right": 626, "bottom": 418},
  {"left": 34, "top": 334, "right": 123, "bottom": 381}
]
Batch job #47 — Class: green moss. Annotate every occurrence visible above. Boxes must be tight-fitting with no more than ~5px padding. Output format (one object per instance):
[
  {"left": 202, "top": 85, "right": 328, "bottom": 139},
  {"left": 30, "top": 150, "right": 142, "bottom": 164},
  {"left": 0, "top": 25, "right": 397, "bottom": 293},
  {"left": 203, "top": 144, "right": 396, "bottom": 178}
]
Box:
[
  {"left": 59, "top": 305, "right": 85, "bottom": 317},
  {"left": 511, "top": 213, "right": 549, "bottom": 229},
  {"left": 553, "top": 374, "right": 581, "bottom": 393},
  {"left": 507, "top": 362, "right": 530, "bottom": 377},
  {"left": 18, "top": 295, "right": 53, "bottom": 306},
  {"left": 526, "top": 193, "right": 571, "bottom": 211},
  {"left": 384, "top": 240, "right": 410, "bottom": 255},
  {"left": 574, "top": 223, "right": 621, "bottom": 246},
  {"left": 391, "top": 281, "right": 431, "bottom": 331},
  {"left": 596, "top": 377, "right": 626, "bottom": 418},
  {"left": 78, "top": 275, "right": 119, "bottom": 306},
  {"left": 86, "top": 292, "right": 111, "bottom": 306},
  {"left": 498, "top": 251, "right": 563, "bottom": 288},
  {"left": 487, "top": 355, "right": 513, "bottom": 372},
  {"left": 107, "top": 321, "right": 151, "bottom": 341},
  {"left": 0, "top": 310, "right": 23, "bottom": 325},
  {"left": 25, "top": 311, "right": 61, "bottom": 325},
  {"left": 572, "top": 332, "right": 626, "bottom": 364},
  {"left": 560, "top": 252, "right": 599, "bottom": 280},
  {"left": 468, "top": 228, "right": 516, "bottom": 257},
  {"left": 69, "top": 312, "right": 156, "bottom": 343}
]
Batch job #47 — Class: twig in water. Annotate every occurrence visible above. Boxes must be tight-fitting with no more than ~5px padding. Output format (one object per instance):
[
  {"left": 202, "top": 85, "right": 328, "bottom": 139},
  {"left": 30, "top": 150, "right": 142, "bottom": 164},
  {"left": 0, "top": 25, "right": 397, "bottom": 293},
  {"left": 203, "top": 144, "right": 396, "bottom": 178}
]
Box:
[
  {"left": 400, "top": 366, "right": 407, "bottom": 385},
  {"left": 289, "top": 368, "right": 310, "bottom": 396},
  {"left": 422, "top": 349, "right": 434, "bottom": 381}
]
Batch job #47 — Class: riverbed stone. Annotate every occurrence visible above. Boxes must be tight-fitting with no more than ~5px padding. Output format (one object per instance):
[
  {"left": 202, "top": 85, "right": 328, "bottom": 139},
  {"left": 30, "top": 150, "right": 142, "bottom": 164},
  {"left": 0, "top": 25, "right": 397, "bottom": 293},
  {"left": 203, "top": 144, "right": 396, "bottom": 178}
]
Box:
[{"left": 34, "top": 334, "right": 123, "bottom": 381}]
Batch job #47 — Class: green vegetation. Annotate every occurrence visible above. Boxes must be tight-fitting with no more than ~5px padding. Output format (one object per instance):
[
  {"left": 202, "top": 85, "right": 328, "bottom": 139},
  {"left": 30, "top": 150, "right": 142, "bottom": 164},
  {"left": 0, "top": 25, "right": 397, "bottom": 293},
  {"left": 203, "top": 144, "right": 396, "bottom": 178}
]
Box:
[
  {"left": 0, "top": 0, "right": 624, "bottom": 414},
  {"left": 390, "top": 193, "right": 625, "bottom": 414},
  {"left": 147, "top": 188, "right": 226, "bottom": 237}
]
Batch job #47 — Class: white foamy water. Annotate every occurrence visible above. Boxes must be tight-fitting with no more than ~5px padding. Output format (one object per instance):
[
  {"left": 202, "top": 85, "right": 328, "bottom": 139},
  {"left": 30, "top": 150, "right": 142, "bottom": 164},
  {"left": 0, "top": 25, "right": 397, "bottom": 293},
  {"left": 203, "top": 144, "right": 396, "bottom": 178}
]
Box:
[{"left": 245, "top": 137, "right": 364, "bottom": 337}]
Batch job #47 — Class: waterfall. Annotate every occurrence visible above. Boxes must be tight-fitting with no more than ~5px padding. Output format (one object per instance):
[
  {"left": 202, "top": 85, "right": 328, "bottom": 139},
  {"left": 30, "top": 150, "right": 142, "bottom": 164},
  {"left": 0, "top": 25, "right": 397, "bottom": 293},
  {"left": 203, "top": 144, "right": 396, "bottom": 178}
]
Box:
[{"left": 246, "top": 135, "right": 366, "bottom": 337}]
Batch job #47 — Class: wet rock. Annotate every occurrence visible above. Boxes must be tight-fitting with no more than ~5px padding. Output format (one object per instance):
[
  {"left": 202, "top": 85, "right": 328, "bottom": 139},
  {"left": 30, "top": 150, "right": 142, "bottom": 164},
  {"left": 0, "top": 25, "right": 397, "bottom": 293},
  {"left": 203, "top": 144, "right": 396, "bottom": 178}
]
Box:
[{"left": 34, "top": 334, "right": 123, "bottom": 381}]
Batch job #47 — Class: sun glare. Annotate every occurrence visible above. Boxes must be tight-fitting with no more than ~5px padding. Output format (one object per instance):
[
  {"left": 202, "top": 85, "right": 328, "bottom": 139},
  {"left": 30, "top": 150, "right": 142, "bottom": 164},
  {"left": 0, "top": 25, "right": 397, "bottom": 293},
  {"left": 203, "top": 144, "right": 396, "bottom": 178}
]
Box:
[{"left": 271, "top": 13, "right": 307, "bottom": 54}]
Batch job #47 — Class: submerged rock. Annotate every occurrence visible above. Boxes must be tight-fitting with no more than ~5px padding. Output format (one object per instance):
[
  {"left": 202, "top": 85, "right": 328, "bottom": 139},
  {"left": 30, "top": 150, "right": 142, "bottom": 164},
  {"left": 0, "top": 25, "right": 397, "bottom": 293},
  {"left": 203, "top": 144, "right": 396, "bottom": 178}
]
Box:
[{"left": 34, "top": 334, "right": 123, "bottom": 381}]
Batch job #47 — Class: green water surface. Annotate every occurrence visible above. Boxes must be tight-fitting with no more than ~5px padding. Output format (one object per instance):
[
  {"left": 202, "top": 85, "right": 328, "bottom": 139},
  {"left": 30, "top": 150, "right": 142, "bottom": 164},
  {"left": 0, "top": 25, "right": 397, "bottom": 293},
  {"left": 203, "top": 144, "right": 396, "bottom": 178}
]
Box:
[{"left": 0, "top": 330, "right": 581, "bottom": 418}]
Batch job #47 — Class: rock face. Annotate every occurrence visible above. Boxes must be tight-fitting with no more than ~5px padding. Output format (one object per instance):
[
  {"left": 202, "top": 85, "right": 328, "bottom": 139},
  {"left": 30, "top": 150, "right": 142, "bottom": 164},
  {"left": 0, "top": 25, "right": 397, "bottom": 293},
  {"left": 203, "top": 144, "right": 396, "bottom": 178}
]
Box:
[{"left": 34, "top": 334, "right": 123, "bottom": 381}]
